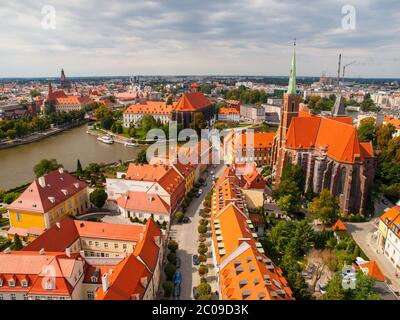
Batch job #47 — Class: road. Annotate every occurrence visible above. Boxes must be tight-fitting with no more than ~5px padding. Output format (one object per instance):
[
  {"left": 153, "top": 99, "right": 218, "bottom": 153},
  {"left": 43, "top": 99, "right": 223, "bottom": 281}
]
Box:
[
  {"left": 169, "top": 163, "right": 225, "bottom": 300},
  {"left": 346, "top": 196, "right": 400, "bottom": 295}
]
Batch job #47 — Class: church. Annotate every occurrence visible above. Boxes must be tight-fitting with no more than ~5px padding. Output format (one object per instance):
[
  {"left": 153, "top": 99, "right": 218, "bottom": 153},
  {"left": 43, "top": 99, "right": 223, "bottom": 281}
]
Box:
[{"left": 270, "top": 44, "right": 375, "bottom": 215}]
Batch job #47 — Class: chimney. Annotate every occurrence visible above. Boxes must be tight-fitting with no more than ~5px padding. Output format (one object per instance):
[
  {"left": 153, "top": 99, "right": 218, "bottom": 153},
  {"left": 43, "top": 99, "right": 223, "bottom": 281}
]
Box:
[
  {"left": 65, "top": 247, "right": 71, "bottom": 258},
  {"left": 56, "top": 222, "right": 61, "bottom": 229},
  {"left": 102, "top": 273, "right": 110, "bottom": 292},
  {"left": 58, "top": 167, "right": 64, "bottom": 174},
  {"left": 38, "top": 176, "right": 46, "bottom": 188},
  {"left": 39, "top": 248, "right": 45, "bottom": 255}
]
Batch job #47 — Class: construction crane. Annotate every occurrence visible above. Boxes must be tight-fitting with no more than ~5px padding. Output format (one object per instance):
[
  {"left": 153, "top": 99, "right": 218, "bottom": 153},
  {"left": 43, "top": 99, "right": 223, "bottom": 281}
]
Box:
[{"left": 342, "top": 61, "right": 357, "bottom": 82}]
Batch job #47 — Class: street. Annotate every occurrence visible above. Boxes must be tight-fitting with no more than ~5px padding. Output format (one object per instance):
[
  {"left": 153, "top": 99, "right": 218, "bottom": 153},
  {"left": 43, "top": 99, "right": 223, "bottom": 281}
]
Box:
[
  {"left": 168, "top": 163, "right": 226, "bottom": 300},
  {"left": 346, "top": 196, "right": 400, "bottom": 295}
]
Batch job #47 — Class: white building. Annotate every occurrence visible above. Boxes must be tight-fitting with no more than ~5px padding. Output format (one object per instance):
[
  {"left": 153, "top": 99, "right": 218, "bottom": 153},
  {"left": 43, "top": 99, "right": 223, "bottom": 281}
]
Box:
[{"left": 123, "top": 101, "right": 172, "bottom": 128}]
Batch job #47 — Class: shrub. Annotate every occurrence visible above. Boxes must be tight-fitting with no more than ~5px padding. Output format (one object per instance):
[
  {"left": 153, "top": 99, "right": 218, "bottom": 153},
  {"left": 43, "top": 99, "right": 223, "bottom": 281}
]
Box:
[
  {"left": 174, "top": 211, "right": 185, "bottom": 222},
  {"left": 203, "top": 207, "right": 211, "bottom": 214},
  {"left": 198, "top": 236, "right": 206, "bottom": 243},
  {"left": 167, "top": 252, "right": 177, "bottom": 265},
  {"left": 199, "top": 219, "right": 209, "bottom": 226},
  {"left": 164, "top": 263, "right": 176, "bottom": 281},
  {"left": 198, "top": 244, "right": 208, "bottom": 256},
  {"left": 199, "top": 254, "right": 207, "bottom": 263},
  {"left": 198, "top": 294, "right": 211, "bottom": 300},
  {"left": 168, "top": 240, "right": 179, "bottom": 252},
  {"left": 198, "top": 225, "right": 208, "bottom": 234},
  {"left": 162, "top": 281, "right": 173, "bottom": 297}
]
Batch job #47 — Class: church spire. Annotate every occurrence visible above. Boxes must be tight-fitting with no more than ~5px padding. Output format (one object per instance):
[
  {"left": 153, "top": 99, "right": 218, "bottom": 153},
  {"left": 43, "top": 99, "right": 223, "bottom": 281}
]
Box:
[{"left": 287, "top": 39, "right": 297, "bottom": 95}]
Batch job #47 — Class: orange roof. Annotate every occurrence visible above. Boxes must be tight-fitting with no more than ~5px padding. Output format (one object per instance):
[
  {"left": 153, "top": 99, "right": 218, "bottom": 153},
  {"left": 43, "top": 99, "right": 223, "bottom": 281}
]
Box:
[
  {"left": 235, "top": 132, "right": 275, "bottom": 150},
  {"left": 384, "top": 116, "right": 400, "bottom": 129},
  {"left": 24, "top": 217, "right": 145, "bottom": 252},
  {"left": 285, "top": 116, "right": 373, "bottom": 164},
  {"left": 8, "top": 169, "right": 88, "bottom": 213},
  {"left": 173, "top": 92, "right": 212, "bottom": 112},
  {"left": 221, "top": 164, "right": 266, "bottom": 190},
  {"left": 55, "top": 96, "right": 92, "bottom": 105},
  {"left": 359, "top": 261, "right": 386, "bottom": 282},
  {"left": 332, "top": 219, "right": 347, "bottom": 231},
  {"left": 117, "top": 192, "right": 170, "bottom": 215},
  {"left": 124, "top": 101, "right": 173, "bottom": 115},
  {"left": 380, "top": 206, "right": 400, "bottom": 237},
  {"left": 219, "top": 107, "right": 239, "bottom": 115},
  {"left": 96, "top": 219, "right": 161, "bottom": 300},
  {"left": 325, "top": 117, "right": 353, "bottom": 125}
]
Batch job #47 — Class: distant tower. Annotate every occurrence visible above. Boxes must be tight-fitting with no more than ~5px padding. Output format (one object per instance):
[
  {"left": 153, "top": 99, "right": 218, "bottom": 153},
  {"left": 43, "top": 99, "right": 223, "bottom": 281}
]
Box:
[
  {"left": 60, "top": 68, "right": 72, "bottom": 90},
  {"left": 331, "top": 95, "right": 346, "bottom": 117},
  {"left": 271, "top": 40, "right": 301, "bottom": 184}
]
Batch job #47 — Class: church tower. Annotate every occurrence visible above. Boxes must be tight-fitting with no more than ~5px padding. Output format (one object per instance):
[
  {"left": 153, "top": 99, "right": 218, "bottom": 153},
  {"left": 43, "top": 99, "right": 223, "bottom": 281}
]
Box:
[{"left": 271, "top": 41, "right": 301, "bottom": 184}]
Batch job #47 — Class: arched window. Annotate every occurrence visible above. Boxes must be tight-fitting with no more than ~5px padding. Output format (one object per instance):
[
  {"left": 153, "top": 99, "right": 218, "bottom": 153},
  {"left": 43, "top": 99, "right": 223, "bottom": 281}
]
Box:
[{"left": 338, "top": 167, "right": 346, "bottom": 195}]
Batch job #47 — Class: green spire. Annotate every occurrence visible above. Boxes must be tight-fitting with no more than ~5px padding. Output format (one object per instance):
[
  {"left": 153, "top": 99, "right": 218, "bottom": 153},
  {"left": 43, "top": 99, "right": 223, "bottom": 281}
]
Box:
[{"left": 287, "top": 40, "right": 297, "bottom": 95}]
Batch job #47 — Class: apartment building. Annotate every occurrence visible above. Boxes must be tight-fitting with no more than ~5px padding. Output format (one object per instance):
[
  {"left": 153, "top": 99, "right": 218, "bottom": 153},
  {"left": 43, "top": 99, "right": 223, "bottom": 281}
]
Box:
[
  {"left": 0, "top": 218, "right": 163, "bottom": 300},
  {"left": 210, "top": 176, "right": 293, "bottom": 300},
  {"left": 123, "top": 101, "right": 173, "bottom": 128},
  {"left": 240, "top": 105, "right": 265, "bottom": 123},
  {"left": 218, "top": 108, "right": 240, "bottom": 122}
]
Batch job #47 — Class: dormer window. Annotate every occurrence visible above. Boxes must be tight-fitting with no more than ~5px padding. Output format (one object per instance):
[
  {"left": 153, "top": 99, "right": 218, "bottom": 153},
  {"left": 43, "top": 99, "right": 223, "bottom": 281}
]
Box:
[
  {"left": 8, "top": 279, "right": 15, "bottom": 287},
  {"left": 21, "top": 279, "right": 29, "bottom": 288},
  {"left": 44, "top": 278, "right": 55, "bottom": 290},
  {"left": 91, "top": 276, "right": 98, "bottom": 283}
]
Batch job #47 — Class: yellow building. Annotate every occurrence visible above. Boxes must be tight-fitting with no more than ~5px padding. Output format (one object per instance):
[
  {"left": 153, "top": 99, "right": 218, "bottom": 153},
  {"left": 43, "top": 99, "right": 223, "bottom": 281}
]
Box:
[{"left": 8, "top": 168, "right": 89, "bottom": 234}]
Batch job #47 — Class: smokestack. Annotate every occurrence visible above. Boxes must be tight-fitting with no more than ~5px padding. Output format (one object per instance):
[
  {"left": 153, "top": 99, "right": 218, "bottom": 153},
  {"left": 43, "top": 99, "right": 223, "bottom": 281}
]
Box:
[{"left": 102, "top": 273, "right": 110, "bottom": 292}]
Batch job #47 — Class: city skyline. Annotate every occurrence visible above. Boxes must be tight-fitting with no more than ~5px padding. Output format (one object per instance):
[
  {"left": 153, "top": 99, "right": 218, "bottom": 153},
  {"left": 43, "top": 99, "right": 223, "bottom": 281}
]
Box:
[{"left": 1, "top": 0, "right": 400, "bottom": 78}]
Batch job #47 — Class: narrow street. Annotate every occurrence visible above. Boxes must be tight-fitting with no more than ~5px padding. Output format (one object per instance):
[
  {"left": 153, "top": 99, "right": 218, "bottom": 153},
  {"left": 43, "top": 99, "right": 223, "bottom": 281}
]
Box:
[
  {"left": 346, "top": 197, "right": 400, "bottom": 295},
  {"left": 169, "top": 163, "right": 225, "bottom": 300}
]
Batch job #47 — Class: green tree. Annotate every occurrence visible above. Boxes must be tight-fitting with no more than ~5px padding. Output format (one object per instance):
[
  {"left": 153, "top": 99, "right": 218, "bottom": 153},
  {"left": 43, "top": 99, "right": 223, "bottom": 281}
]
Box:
[
  {"left": 76, "top": 159, "right": 83, "bottom": 178},
  {"left": 198, "top": 282, "right": 211, "bottom": 296},
  {"left": 3, "top": 192, "right": 19, "bottom": 204},
  {"left": 141, "top": 115, "right": 157, "bottom": 132},
  {"left": 352, "top": 272, "right": 381, "bottom": 300},
  {"left": 167, "top": 252, "right": 177, "bottom": 265},
  {"left": 12, "top": 234, "right": 23, "bottom": 250},
  {"left": 33, "top": 159, "right": 63, "bottom": 177},
  {"left": 95, "top": 105, "right": 112, "bottom": 120},
  {"left": 101, "top": 115, "right": 114, "bottom": 130},
  {"left": 198, "top": 224, "right": 207, "bottom": 234},
  {"left": 129, "top": 127, "right": 136, "bottom": 138},
  {"left": 357, "top": 117, "right": 376, "bottom": 142},
  {"left": 323, "top": 273, "right": 347, "bottom": 300},
  {"left": 162, "top": 281, "right": 173, "bottom": 297},
  {"left": 89, "top": 188, "right": 108, "bottom": 208},
  {"left": 164, "top": 263, "right": 176, "bottom": 281},
  {"left": 174, "top": 211, "right": 185, "bottom": 222},
  {"left": 167, "top": 240, "right": 179, "bottom": 252},
  {"left": 198, "top": 264, "right": 208, "bottom": 278},
  {"left": 309, "top": 189, "right": 340, "bottom": 225},
  {"left": 134, "top": 149, "right": 148, "bottom": 165}
]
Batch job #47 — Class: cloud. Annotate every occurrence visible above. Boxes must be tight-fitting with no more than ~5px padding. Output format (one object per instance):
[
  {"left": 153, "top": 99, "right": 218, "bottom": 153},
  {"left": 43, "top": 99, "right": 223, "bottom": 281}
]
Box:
[{"left": 0, "top": 0, "right": 399, "bottom": 77}]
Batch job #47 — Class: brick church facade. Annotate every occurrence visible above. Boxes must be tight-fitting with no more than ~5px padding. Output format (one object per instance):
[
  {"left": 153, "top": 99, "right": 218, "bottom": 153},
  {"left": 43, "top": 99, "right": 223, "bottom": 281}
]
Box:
[{"left": 271, "top": 44, "right": 375, "bottom": 214}]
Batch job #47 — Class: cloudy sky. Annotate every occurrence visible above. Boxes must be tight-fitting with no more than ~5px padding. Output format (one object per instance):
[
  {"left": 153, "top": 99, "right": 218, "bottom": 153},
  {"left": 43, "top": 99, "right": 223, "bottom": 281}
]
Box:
[{"left": 1, "top": 0, "right": 399, "bottom": 78}]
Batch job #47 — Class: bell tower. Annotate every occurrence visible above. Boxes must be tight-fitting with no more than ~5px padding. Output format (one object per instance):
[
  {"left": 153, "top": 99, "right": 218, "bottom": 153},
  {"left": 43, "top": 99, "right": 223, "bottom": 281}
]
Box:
[{"left": 271, "top": 40, "right": 301, "bottom": 184}]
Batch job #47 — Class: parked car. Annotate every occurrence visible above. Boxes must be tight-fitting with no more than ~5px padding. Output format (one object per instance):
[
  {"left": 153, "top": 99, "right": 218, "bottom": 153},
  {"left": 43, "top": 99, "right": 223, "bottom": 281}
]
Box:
[
  {"left": 193, "top": 254, "right": 200, "bottom": 266},
  {"left": 182, "top": 217, "right": 190, "bottom": 224},
  {"left": 198, "top": 189, "right": 203, "bottom": 195},
  {"left": 193, "top": 286, "right": 199, "bottom": 300},
  {"left": 176, "top": 257, "right": 181, "bottom": 268},
  {"left": 201, "top": 181, "right": 207, "bottom": 187},
  {"left": 174, "top": 271, "right": 182, "bottom": 285},
  {"left": 174, "top": 284, "right": 181, "bottom": 298},
  {"left": 211, "top": 175, "right": 216, "bottom": 181}
]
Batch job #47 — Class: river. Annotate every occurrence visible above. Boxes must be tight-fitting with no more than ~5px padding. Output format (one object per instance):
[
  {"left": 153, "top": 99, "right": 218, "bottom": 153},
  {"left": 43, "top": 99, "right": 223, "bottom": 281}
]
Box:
[{"left": 0, "top": 125, "right": 145, "bottom": 190}]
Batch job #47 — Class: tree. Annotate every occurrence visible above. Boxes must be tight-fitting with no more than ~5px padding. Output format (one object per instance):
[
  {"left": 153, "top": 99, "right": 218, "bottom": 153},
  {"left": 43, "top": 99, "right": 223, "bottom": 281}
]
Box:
[
  {"left": 33, "top": 159, "right": 63, "bottom": 177},
  {"left": 141, "top": 115, "right": 158, "bottom": 132},
  {"left": 162, "top": 281, "right": 173, "bottom": 297},
  {"left": 90, "top": 188, "right": 108, "bottom": 209},
  {"left": 198, "top": 244, "right": 208, "bottom": 256},
  {"left": 134, "top": 149, "right": 148, "bottom": 165},
  {"left": 101, "top": 115, "right": 114, "bottom": 130},
  {"left": 129, "top": 127, "right": 136, "bottom": 138},
  {"left": 357, "top": 117, "right": 376, "bottom": 142},
  {"left": 322, "top": 273, "right": 347, "bottom": 300},
  {"left": 3, "top": 192, "right": 19, "bottom": 204},
  {"left": 174, "top": 211, "right": 185, "bottom": 222},
  {"left": 167, "top": 252, "right": 177, "bottom": 265},
  {"left": 12, "top": 234, "right": 23, "bottom": 250},
  {"left": 309, "top": 189, "right": 340, "bottom": 225},
  {"left": 198, "top": 224, "right": 207, "bottom": 234},
  {"left": 166, "top": 96, "right": 173, "bottom": 105},
  {"left": 352, "top": 272, "right": 381, "bottom": 300},
  {"left": 164, "top": 263, "right": 176, "bottom": 281},
  {"left": 95, "top": 105, "right": 112, "bottom": 120},
  {"left": 198, "top": 264, "right": 209, "bottom": 278},
  {"left": 198, "top": 282, "right": 211, "bottom": 296},
  {"left": 167, "top": 240, "right": 179, "bottom": 252},
  {"left": 190, "top": 112, "right": 207, "bottom": 133},
  {"left": 76, "top": 159, "right": 83, "bottom": 178}
]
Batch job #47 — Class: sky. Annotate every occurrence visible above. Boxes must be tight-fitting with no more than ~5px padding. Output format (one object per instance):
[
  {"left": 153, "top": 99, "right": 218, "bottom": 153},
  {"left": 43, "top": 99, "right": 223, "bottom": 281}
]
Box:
[{"left": 1, "top": 0, "right": 400, "bottom": 78}]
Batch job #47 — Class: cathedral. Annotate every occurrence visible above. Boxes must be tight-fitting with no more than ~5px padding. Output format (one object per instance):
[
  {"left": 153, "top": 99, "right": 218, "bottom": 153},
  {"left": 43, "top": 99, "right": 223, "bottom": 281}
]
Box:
[{"left": 270, "top": 44, "right": 375, "bottom": 215}]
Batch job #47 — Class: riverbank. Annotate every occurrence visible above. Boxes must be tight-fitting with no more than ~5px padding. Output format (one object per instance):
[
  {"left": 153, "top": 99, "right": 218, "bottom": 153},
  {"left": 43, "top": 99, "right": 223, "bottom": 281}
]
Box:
[
  {"left": 0, "top": 120, "right": 91, "bottom": 150},
  {"left": 86, "top": 127, "right": 156, "bottom": 145}
]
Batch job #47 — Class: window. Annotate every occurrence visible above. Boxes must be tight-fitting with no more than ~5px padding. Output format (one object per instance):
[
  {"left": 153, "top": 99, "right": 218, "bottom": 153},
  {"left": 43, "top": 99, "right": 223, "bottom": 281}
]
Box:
[
  {"left": 104, "top": 243, "right": 108, "bottom": 248},
  {"left": 114, "top": 243, "right": 119, "bottom": 249},
  {"left": 87, "top": 291, "right": 94, "bottom": 300},
  {"left": 23, "top": 294, "right": 29, "bottom": 301},
  {"left": 89, "top": 241, "right": 93, "bottom": 246},
  {"left": 95, "top": 242, "right": 99, "bottom": 247},
  {"left": 10, "top": 294, "right": 16, "bottom": 300},
  {"left": 123, "top": 244, "right": 127, "bottom": 250},
  {"left": 0, "top": 294, "right": 3, "bottom": 300},
  {"left": 16, "top": 212, "right": 22, "bottom": 222}
]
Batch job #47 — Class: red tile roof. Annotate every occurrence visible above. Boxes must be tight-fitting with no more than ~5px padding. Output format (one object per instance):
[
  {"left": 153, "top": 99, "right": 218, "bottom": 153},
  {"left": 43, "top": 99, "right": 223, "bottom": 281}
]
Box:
[
  {"left": 117, "top": 192, "right": 170, "bottom": 215},
  {"left": 8, "top": 169, "right": 88, "bottom": 213},
  {"left": 124, "top": 101, "right": 173, "bottom": 115},
  {"left": 173, "top": 92, "right": 212, "bottom": 112},
  {"left": 332, "top": 219, "right": 347, "bottom": 231},
  {"left": 236, "top": 132, "right": 275, "bottom": 150},
  {"left": 285, "top": 117, "right": 373, "bottom": 164},
  {"left": 219, "top": 107, "right": 240, "bottom": 115},
  {"left": 359, "top": 261, "right": 386, "bottom": 282}
]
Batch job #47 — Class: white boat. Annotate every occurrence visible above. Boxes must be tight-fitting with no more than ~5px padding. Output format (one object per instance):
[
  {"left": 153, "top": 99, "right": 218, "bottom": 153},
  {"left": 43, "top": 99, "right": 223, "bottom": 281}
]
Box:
[
  {"left": 97, "top": 136, "right": 114, "bottom": 144},
  {"left": 124, "top": 140, "right": 139, "bottom": 147}
]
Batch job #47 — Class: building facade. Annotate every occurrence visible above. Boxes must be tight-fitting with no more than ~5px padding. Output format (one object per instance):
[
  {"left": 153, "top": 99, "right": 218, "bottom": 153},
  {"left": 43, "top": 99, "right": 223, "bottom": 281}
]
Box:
[{"left": 123, "top": 101, "right": 173, "bottom": 128}]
